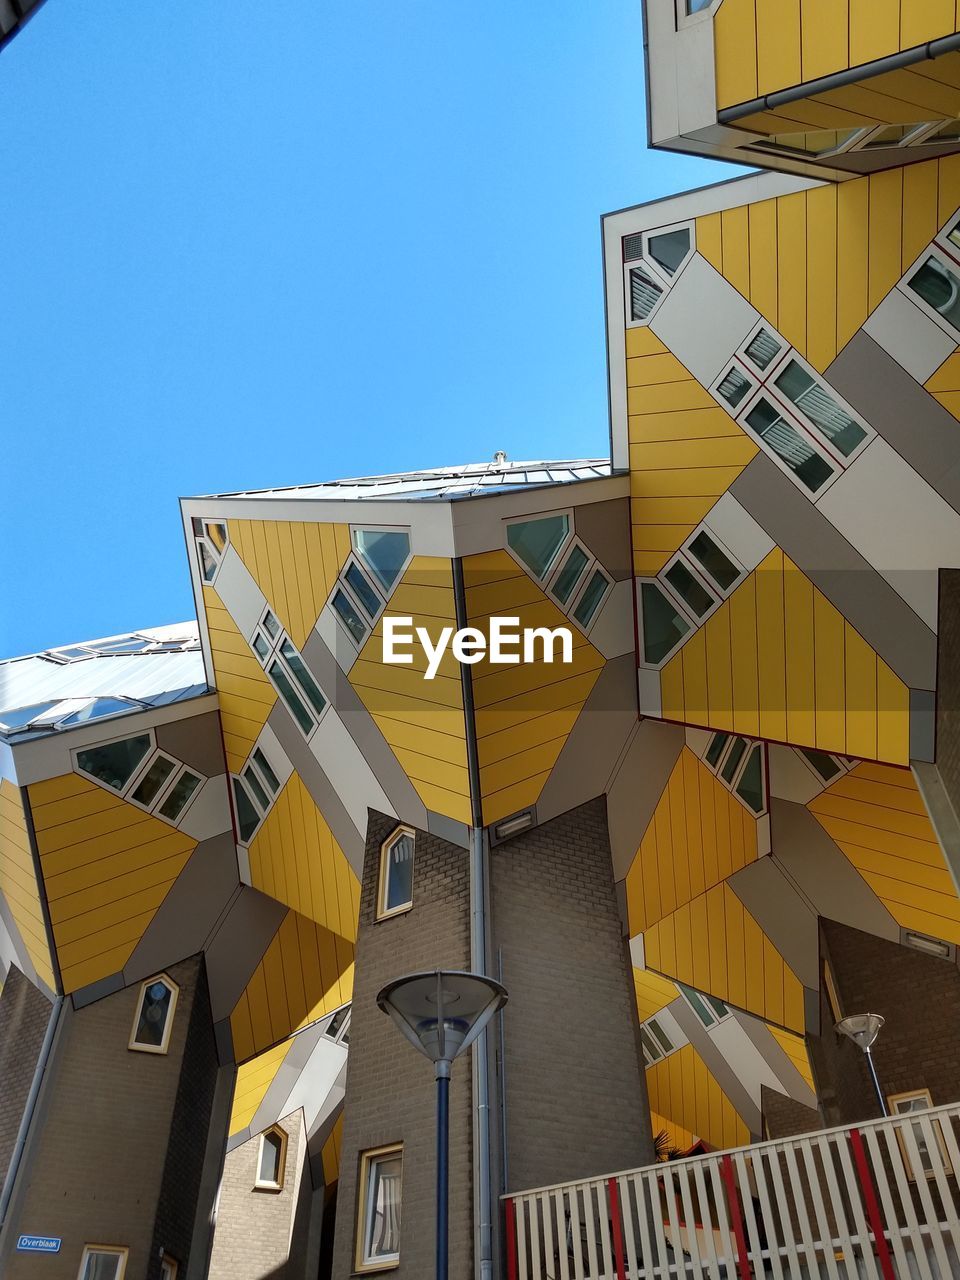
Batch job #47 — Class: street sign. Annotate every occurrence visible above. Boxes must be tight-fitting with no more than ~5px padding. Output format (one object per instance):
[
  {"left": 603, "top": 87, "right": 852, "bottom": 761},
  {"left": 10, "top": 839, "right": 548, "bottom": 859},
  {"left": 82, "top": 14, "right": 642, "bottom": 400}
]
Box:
[{"left": 16, "top": 1235, "right": 61, "bottom": 1253}]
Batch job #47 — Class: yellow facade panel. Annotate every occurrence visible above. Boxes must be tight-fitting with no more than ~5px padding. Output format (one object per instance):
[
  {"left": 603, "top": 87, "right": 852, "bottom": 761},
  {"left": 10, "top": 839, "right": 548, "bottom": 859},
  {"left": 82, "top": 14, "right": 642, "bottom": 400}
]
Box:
[
  {"left": 203, "top": 585, "right": 276, "bottom": 774},
  {"left": 646, "top": 1043, "right": 751, "bottom": 1152},
  {"left": 850, "top": 0, "right": 901, "bottom": 66},
  {"left": 229, "top": 1040, "right": 291, "bottom": 1135},
  {"left": 0, "top": 781, "right": 54, "bottom": 989},
  {"left": 713, "top": 0, "right": 758, "bottom": 109}
]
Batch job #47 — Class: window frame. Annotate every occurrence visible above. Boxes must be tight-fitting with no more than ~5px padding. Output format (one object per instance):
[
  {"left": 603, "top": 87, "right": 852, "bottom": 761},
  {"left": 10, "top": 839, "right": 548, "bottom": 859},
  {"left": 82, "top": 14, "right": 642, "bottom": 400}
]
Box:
[
  {"left": 254, "top": 1125, "right": 288, "bottom": 1192},
  {"left": 330, "top": 552, "right": 388, "bottom": 650},
  {"left": 543, "top": 534, "right": 595, "bottom": 608},
  {"left": 681, "top": 523, "right": 745, "bottom": 600},
  {"left": 889, "top": 1089, "right": 953, "bottom": 1182},
  {"left": 622, "top": 220, "right": 696, "bottom": 328},
  {"left": 636, "top": 576, "right": 698, "bottom": 670},
  {"left": 568, "top": 562, "right": 615, "bottom": 633},
  {"left": 675, "top": 0, "right": 723, "bottom": 29},
  {"left": 77, "top": 1246, "right": 129, "bottom": 1280},
  {"left": 355, "top": 1143, "right": 403, "bottom": 1273},
  {"left": 701, "top": 732, "right": 768, "bottom": 817},
  {"left": 250, "top": 608, "right": 329, "bottom": 741},
  {"left": 678, "top": 982, "right": 730, "bottom": 1028},
  {"left": 128, "top": 973, "right": 179, "bottom": 1055},
  {"left": 349, "top": 524, "right": 413, "bottom": 597},
  {"left": 796, "top": 747, "right": 855, "bottom": 787},
  {"left": 193, "top": 517, "right": 229, "bottom": 587},
  {"left": 324, "top": 1003, "right": 352, "bottom": 1044},
  {"left": 230, "top": 741, "right": 283, "bottom": 847},
  {"left": 899, "top": 241, "right": 960, "bottom": 344},
  {"left": 72, "top": 733, "right": 204, "bottom": 830},
  {"left": 503, "top": 508, "right": 574, "bottom": 581},
  {"left": 377, "top": 826, "right": 416, "bottom": 921},
  {"left": 160, "top": 1255, "right": 178, "bottom": 1280}
]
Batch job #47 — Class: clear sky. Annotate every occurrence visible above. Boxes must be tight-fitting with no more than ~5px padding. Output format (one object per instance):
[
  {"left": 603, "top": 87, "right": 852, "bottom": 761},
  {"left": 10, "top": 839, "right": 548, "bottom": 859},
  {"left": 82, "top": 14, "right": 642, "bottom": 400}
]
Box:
[{"left": 1, "top": 1, "right": 745, "bottom": 657}]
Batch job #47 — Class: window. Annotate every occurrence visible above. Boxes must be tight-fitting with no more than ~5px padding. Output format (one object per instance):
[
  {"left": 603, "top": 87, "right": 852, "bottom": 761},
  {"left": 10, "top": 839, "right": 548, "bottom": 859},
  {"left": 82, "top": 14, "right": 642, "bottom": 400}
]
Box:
[
  {"left": 798, "top": 747, "right": 855, "bottom": 786},
  {"left": 378, "top": 828, "right": 415, "bottom": 919},
  {"left": 639, "top": 581, "right": 692, "bottom": 666},
  {"left": 352, "top": 528, "right": 411, "bottom": 594},
  {"left": 629, "top": 266, "right": 664, "bottom": 321},
  {"left": 623, "top": 221, "right": 695, "bottom": 326},
  {"left": 890, "top": 1090, "right": 953, "bottom": 1181},
  {"left": 504, "top": 516, "right": 612, "bottom": 634},
  {"left": 702, "top": 732, "right": 767, "bottom": 815},
  {"left": 328, "top": 530, "right": 410, "bottom": 649},
  {"left": 129, "top": 974, "right": 178, "bottom": 1054},
  {"left": 743, "top": 398, "right": 836, "bottom": 493},
  {"left": 506, "top": 513, "right": 571, "bottom": 579},
  {"left": 551, "top": 542, "right": 590, "bottom": 605},
  {"left": 678, "top": 982, "right": 729, "bottom": 1028},
  {"left": 324, "top": 1004, "right": 352, "bottom": 1044},
  {"left": 571, "top": 566, "right": 612, "bottom": 628},
  {"left": 640, "top": 1014, "right": 676, "bottom": 1066},
  {"left": 78, "top": 1247, "right": 128, "bottom": 1280},
  {"left": 774, "top": 360, "right": 867, "bottom": 458},
  {"left": 75, "top": 733, "right": 205, "bottom": 828},
  {"left": 356, "top": 1146, "right": 402, "bottom": 1271},
  {"left": 648, "top": 227, "right": 691, "bottom": 277},
  {"left": 251, "top": 610, "right": 329, "bottom": 738},
  {"left": 231, "top": 742, "right": 282, "bottom": 846},
  {"left": 160, "top": 1257, "right": 178, "bottom": 1280},
  {"left": 192, "top": 517, "right": 229, "bottom": 585},
  {"left": 686, "top": 530, "right": 741, "bottom": 593},
  {"left": 255, "top": 1126, "right": 288, "bottom": 1191},
  {"left": 907, "top": 254, "right": 960, "bottom": 334}
]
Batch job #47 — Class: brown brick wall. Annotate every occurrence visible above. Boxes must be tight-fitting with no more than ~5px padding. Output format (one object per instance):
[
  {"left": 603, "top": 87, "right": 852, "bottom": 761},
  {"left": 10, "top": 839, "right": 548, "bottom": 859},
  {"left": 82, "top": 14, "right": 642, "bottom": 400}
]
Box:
[
  {"left": 0, "top": 967, "right": 52, "bottom": 1185},
  {"left": 1, "top": 955, "right": 220, "bottom": 1279},
  {"left": 491, "top": 797, "right": 655, "bottom": 1192},
  {"left": 331, "top": 812, "right": 473, "bottom": 1279},
  {"left": 810, "top": 919, "right": 960, "bottom": 1125},
  {"left": 937, "top": 569, "right": 960, "bottom": 806},
  {"left": 208, "top": 1112, "right": 307, "bottom": 1280}
]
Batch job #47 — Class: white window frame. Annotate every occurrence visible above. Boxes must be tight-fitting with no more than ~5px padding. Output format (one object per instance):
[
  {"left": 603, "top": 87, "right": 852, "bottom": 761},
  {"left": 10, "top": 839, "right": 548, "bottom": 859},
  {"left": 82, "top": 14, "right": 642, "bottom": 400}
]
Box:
[
  {"left": 160, "top": 1255, "right": 178, "bottom": 1280},
  {"left": 254, "top": 1125, "right": 288, "bottom": 1192},
  {"left": 193, "top": 517, "right": 228, "bottom": 587},
  {"left": 129, "top": 973, "right": 179, "bottom": 1055},
  {"left": 899, "top": 242, "right": 960, "bottom": 344},
  {"left": 637, "top": 576, "right": 698, "bottom": 670},
  {"left": 641, "top": 220, "right": 696, "bottom": 284},
  {"left": 623, "top": 220, "right": 695, "bottom": 327},
  {"left": 624, "top": 259, "right": 669, "bottom": 329},
  {"left": 77, "top": 1246, "right": 128, "bottom": 1280},
  {"left": 639, "top": 1013, "right": 677, "bottom": 1067},
  {"left": 324, "top": 1003, "right": 352, "bottom": 1044},
  {"left": 74, "top": 729, "right": 158, "bottom": 796},
  {"left": 678, "top": 982, "right": 731, "bottom": 1029},
  {"left": 356, "top": 1144, "right": 403, "bottom": 1272},
  {"left": 349, "top": 524, "right": 413, "bottom": 597},
  {"left": 250, "top": 608, "right": 329, "bottom": 741},
  {"left": 331, "top": 552, "right": 388, "bottom": 650},
  {"left": 568, "top": 562, "right": 615, "bottom": 634},
  {"left": 72, "top": 733, "right": 204, "bottom": 830},
  {"left": 660, "top": 549, "right": 722, "bottom": 626},
  {"left": 378, "top": 826, "right": 415, "bottom": 921},
  {"left": 231, "top": 741, "right": 282, "bottom": 847},
  {"left": 889, "top": 1090, "right": 954, "bottom": 1182},
  {"left": 702, "top": 732, "right": 768, "bottom": 817},
  {"left": 542, "top": 535, "right": 595, "bottom": 607},
  {"left": 503, "top": 508, "right": 575, "bottom": 581},
  {"left": 796, "top": 746, "right": 855, "bottom": 787},
  {"left": 675, "top": 0, "right": 722, "bottom": 29},
  {"left": 680, "top": 522, "right": 745, "bottom": 601}
]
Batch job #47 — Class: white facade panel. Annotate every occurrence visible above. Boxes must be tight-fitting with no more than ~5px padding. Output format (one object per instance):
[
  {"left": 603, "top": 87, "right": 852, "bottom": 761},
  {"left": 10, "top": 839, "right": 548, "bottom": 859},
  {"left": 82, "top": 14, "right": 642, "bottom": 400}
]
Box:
[
  {"left": 864, "top": 288, "right": 957, "bottom": 384},
  {"left": 650, "top": 254, "right": 759, "bottom": 389},
  {"left": 212, "top": 545, "right": 268, "bottom": 642},
  {"left": 703, "top": 492, "right": 775, "bottom": 574}
]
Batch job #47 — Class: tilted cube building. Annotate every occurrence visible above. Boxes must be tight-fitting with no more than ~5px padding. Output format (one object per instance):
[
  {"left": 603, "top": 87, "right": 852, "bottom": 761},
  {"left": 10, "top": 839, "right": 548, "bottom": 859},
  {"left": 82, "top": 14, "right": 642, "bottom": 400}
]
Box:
[{"left": 5, "top": 3, "right": 960, "bottom": 1278}]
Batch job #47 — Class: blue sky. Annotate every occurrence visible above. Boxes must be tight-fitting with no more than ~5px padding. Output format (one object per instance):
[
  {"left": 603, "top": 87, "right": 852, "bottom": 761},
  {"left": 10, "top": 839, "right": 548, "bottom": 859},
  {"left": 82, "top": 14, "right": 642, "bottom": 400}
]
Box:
[{"left": 2, "top": 1, "right": 744, "bottom": 656}]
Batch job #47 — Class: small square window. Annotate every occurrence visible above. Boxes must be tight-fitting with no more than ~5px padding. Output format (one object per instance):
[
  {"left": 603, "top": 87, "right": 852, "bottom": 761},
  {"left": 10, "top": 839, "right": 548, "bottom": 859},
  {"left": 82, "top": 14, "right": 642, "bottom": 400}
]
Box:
[
  {"left": 379, "top": 828, "right": 415, "bottom": 919},
  {"left": 255, "top": 1126, "right": 288, "bottom": 1191},
  {"left": 78, "top": 1246, "right": 128, "bottom": 1280},
  {"left": 129, "top": 974, "right": 178, "bottom": 1054},
  {"left": 356, "top": 1145, "right": 403, "bottom": 1271}
]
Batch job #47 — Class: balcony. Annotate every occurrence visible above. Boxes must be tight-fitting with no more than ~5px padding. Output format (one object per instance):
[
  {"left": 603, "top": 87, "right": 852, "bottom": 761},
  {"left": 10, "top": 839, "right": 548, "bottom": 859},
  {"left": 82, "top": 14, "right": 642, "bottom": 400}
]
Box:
[{"left": 503, "top": 1101, "right": 960, "bottom": 1278}]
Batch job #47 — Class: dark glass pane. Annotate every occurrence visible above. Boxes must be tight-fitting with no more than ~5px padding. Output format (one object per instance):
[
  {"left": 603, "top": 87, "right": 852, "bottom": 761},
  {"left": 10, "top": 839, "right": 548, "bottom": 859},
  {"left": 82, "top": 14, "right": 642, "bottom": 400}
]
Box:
[
  {"left": 664, "top": 560, "right": 714, "bottom": 618},
  {"left": 253, "top": 631, "right": 270, "bottom": 662},
  {"left": 717, "top": 366, "right": 751, "bottom": 408},
  {"left": 135, "top": 979, "right": 173, "bottom": 1047},
  {"left": 233, "top": 777, "right": 261, "bottom": 842},
  {"left": 60, "top": 698, "right": 135, "bottom": 727},
  {"left": 552, "top": 544, "right": 589, "bottom": 605},
  {"left": 744, "top": 328, "right": 782, "bottom": 370},
  {"left": 198, "top": 540, "right": 218, "bottom": 583},
  {"left": 648, "top": 228, "right": 690, "bottom": 276},
  {"left": 648, "top": 1020, "right": 673, "bottom": 1053},
  {"left": 705, "top": 732, "right": 729, "bottom": 768},
  {"left": 639, "top": 1028, "right": 661, "bottom": 1061},
  {"left": 262, "top": 610, "right": 280, "bottom": 640},
  {"left": 506, "top": 515, "right": 570, "bottom": 579},
  {"left": 0, "top": 701, "right": 58, "bottom": 731},
  {"left": 801, "top": 748, "right": 841, "bottom": 781},
  {"left": 332, "top": 588, "right": 367, "bottom": 645},
  {"left": 744, "top": 398, "right": 834, "bottom": 492},
  {"left": 735, "top": 745, "right": 765, "bottom": 813},
  {"left": 131, "top": 755, "right": 176, "bottom": 807},
  {"left": 706, "top": 995, "right": 729, "bottom": 1020},
  {"left": 384, "top": 832, "right": 414, "bottom": 912},
  {"left": 688, "top": 531, "right": 740, "bottom": 592},
  {"left": 252, "top": 748, "right": 281, "bottom": 794},
  {"left": 775, "top": 360, "right": 866, "bottom": 457},
  {"left": 326, "top": 1006, "right": 350, "bottom": 1039},
  {"left": 353, "top": 529, "right": 411, "bottom": 593},
  {"left": 158, "top": 770, "right": 201, "bottom": 820},
  {"left": 721, "top": 736, "right": 748, "bottom": 785},
  {"left": 279, "top": 640, "right": 327, "bottom": 716},
  {"left": 572, "top": 570, "right": 608, "bottom": 627},
  {"left": 269, "top": 660, "right": 315, "bottom": 734},
  {"left": 629, "top": 267, "right": 663, "bottom": 321},
  {"left": 908, "top": 256, "right": 960, "bottom": 332},
  {"left": 76, "top": 735, "right": 152, "bottom": 791},
  {"left": 641, "top": 582, "right": 691, "bottom": 664},
  {"left": 678, "top": 983, "right": 715, "bottom": 1027},
  {"left": 243, "top": 765, "right": 270, "bottom": 811},
  {"left": 258, "top": 1132, "right": 283, "bottom": 1184},
  {"left": 345, "top": 561, "right": 383, "bottom": 619},
  {"left": 206, "top": 521, "right": 227, "bottom": 552}
]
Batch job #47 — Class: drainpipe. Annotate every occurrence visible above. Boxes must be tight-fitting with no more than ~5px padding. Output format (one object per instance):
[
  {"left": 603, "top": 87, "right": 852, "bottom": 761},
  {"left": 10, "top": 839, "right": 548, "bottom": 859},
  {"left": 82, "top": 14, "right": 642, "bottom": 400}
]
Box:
[
  {"left": 0, "top": 993, "right": 66, "bottom": 1231},
  {"left": 452, "top": 556, "right": 496, "bottom": 1280},
  {"left": 718, "top": 31, "right": 960, "bottom": 124}
]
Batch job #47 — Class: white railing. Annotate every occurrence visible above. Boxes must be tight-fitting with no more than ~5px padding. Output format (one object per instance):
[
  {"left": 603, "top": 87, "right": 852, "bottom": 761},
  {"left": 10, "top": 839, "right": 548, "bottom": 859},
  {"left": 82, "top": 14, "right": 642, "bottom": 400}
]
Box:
[{"left": 503, "top": 1101, "right": 960, "bottom": 1279}]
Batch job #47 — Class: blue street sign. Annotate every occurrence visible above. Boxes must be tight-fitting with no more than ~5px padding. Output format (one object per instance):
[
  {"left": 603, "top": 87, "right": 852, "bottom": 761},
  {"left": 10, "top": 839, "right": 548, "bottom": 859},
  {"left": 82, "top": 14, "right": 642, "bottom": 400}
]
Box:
[{"left": 16, "top": 1235, "right": 61, "bottom": 1253}]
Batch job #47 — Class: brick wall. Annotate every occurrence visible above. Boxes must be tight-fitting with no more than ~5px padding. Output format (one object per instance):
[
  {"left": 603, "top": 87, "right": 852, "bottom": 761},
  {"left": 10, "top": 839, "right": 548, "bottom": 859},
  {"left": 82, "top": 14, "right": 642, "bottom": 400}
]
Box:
[
  {"left": 0, "top": 967, "right": 51, "bottom": 1185},
  {"left": 331, "top": 812, "right": 473, "bottom": 1279},
  {"left": 810, "top": 919, "right": 960, "bottom": 1125},
  {"left": 761, "top": 1086, "right": 821, "bottom": 1140},
  {"left": 1, "top": 955, "right": 221, "bottom": 1279},
  {"left": 208, "top": 1112, "right": 306, "bottom": 1280},
  {"left": 937, "top": 569, "right": 960, "bottom": 806},
  {"left": 491, "top": 797, "right": 655, "bottom": 1192}
]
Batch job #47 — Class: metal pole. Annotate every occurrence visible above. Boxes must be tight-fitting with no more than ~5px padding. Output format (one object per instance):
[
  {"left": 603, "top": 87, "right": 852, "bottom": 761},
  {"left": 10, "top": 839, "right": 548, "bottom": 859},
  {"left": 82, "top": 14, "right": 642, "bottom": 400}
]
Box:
[
  {"left": 437, "top": 1060, "right": 451, "bottom": 1280},
  {"left": 864, "top": 1048, "right": 889, "bottom": 1117}
]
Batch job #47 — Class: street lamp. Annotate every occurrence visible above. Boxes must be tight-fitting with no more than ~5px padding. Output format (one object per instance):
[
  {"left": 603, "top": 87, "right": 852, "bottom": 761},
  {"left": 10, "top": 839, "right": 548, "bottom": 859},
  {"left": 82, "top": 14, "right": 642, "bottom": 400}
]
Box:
[
  {"left": 836, "top": 1013, "right": 887, "bottom": 1116},
  {"left": 377, "top": 969, "right": 508, "bottom": 1280}
]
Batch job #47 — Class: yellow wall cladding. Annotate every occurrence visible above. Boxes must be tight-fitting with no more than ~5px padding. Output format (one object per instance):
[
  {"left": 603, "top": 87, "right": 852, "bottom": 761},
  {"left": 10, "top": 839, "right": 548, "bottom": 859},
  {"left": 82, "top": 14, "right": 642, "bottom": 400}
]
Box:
[
  {"left": 626, "top": 327, "right": 757, "bottom": 576},
  {"left": 634, "top": 966, "right": 680, "bottom": 1022},
  {"left": 349, "top": 556, "right": 470, "bottom": 825},
  {"left": 808, "top": 760, "right": 960, "bottom": 943},
  {"left": 229, "top": 1039, "right": 291, "bottom": 1135},
  {"left": 714, "top": 0, "right": 960, "bottom": 110},
  {"left": 768, "top": 1023, "right": 815, "bottom": 1093},
  {"left": 203, "top": 584, "right": 276, "bottom": 775},
  {"left": 463, "top": 550, "right": 606, "bottom": 826},
  {"left": 229, "top": 519, "right": 352, "bottom": 649},
  {"left": 926, "top": 348, "right": 960, "bottom": 416},
  {"left": 646, "top": 1043, "right": 750, "bottom": 1151},
  {"left": 0, "top": 779, "right": 55, "bottom": 990},
  {"left": 230, "top": 908, "right": 354, "bottom": 1063},
  {"left": 28, "top": 773, "right": 196, "bottom": 994},
  {"left": 643, "top": 882, "right": 806, "bottom": 1033},
  {"left": 695, "top": 157, "right": 960, "bottom": 371},
  {"left": 321, "top": 1113, "right": 344, "bottom": 1187},
  {"left": 659, "top": 548, "right": 910, "bottom": 765},
  {"left": 247, "top": 771, "right": 360, "bottom": 941},
  {"left": 625, "top": 748, "right": 758, "bottom": 937},
  {"left": 649, "top": 1107, "right": 698, "bottom": 1156}
]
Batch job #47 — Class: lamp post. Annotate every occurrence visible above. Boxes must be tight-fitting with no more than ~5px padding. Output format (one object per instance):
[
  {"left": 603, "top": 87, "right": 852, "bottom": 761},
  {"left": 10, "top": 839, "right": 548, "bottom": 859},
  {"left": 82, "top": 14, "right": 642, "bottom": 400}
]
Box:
[
  {"left": 377, "top": 969, "right": 508, "bottom": 1280},
  {"left": 835, "top": 1013, "right": 887, "bottom": 1116}
]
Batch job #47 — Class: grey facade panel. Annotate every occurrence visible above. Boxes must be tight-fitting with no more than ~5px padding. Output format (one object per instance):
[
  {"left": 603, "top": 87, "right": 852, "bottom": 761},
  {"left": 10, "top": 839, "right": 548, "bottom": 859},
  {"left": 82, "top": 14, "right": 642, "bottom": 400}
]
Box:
[
  {"left": 726, "top": 854, "right": 820, "bottom": 990},
  {"left": 155, "top": 710, "right": 228, "bottom": 778},
  {"left": 607, "top": 719, "right": 686, "bottom": 883},
  {"left": 574, "top": 496, "right": 634, "bottom": 580},
  {"left": 204, "top": 888, "right": 288, "bottom": 1029}
]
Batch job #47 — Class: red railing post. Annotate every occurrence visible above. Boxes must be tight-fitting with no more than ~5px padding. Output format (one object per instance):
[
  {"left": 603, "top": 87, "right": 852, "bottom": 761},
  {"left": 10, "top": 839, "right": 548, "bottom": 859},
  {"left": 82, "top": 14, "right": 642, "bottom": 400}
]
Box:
[
  {"left": 719, "top": 1154, "right": 753, "bottom": 1279},
  {"left": 848, "top": 1128, "right": 896, "bottom": 1280},
  {"left": 505, "top": 1196, "right": 518, "bottom": 1280},
  {"left": 607, "top": 1177, "right": 628, "bottom": 1280}
]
